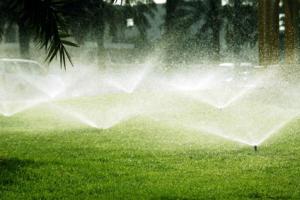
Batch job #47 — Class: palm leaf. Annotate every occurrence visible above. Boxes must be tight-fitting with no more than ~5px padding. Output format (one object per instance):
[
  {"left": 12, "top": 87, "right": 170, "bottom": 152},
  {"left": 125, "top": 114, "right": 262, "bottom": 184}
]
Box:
[{"left": 9, "top": 0, "right": 78, "bottom": 69}]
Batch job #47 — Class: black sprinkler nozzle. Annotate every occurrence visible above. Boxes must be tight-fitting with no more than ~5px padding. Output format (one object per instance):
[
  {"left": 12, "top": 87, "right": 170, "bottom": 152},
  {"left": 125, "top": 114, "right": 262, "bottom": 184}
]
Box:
[{"left": 254, "top": 145, "right": 258, "bottom": 151}]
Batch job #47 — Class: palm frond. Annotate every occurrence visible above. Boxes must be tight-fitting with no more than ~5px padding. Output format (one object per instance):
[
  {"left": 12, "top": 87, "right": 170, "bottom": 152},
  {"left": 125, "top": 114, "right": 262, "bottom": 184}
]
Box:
[{"left": 10, "top": 0, "right": 78, "bottom": 69}]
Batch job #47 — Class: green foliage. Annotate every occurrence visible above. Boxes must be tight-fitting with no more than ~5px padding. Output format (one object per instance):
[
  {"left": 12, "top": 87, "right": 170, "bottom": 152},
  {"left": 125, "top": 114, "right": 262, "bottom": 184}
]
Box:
[
  {"left": 223, "top": 2, "right": 258, "bottom": 53},
  {"left": 61, "top": 0, "right": 155, "bottom": 62},
  {"left": 161, "top": 0, "right": 258, "bottom": 63},
  {"left": 162, "top": 0, "right": 223, "bottom": 64},
  {"left": 0, "top": 0, "right": 12, "bottom": 42},
  {"left": 2, "top": 0, "right": 79, "bottom": 69},
  {"left": 62, "top": 0, "right": 111, "bottom": 51},
  {"left": 125, "top": 2, "right": 156, "bottom": 46}
]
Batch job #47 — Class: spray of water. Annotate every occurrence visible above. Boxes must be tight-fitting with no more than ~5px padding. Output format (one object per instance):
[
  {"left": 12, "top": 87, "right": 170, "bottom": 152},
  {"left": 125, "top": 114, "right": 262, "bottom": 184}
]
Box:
[
  {"left": 0, "top": 99, "right": 48, "bottom": 117},
  {"left": 1, "top": 58, "right": 300, "bottom": 147}
]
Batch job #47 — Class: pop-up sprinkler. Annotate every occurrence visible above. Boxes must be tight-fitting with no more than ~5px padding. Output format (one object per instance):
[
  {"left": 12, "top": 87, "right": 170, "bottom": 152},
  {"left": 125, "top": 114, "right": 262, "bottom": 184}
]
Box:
[{"left": 254, "top": 145, "right": 258, "bottom": 151}]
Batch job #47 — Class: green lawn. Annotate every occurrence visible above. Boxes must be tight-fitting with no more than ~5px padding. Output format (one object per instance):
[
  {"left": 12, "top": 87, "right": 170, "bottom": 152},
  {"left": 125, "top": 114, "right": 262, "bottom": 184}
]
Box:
[{"left": 0, "top": 101, "right": 300, "bottom": 200}]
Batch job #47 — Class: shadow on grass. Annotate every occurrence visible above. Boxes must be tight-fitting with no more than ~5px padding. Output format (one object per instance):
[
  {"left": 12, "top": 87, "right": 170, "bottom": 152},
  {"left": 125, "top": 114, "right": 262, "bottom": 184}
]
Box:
[
  {"left": 153, "top": 196, "right": 198, "bottom": 200},
  {"left": 0, "top": 157, "right": 40, "bottom": 186}
]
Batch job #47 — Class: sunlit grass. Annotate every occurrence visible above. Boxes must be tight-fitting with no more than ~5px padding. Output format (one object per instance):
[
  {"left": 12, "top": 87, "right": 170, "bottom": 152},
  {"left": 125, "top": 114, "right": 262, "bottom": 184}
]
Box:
[{"left": 0, "top": 102, "right": 300, "bottom": 199}]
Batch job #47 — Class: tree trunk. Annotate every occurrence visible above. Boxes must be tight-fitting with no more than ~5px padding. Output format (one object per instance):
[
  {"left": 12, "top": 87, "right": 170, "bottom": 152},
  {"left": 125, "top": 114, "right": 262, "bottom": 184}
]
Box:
[
  {"left": 165, "top": 0, "right": 180, "bottom": 34},
  {"left": 164, "top": 0, "right": 180, "bottom": 66},
  {"left": 269, "top": 0, "right": 280, "bottom": 64},
  {"left": 96, "top": 2, "right": 107, "bottom": 69},
  {"left": 211, "top": 0, "right": 221, "bottom": 62},
  {"left": 258, "top": 0, "right": 266, "bottom": 65},
  {"left": 258, "top": 0, "right": 280, "bottom": 66},
  {"left": 18, "top": 22, "right": 30, "bottom": 59},
  {"left": 284, "top": 0, "right": 298, "bottom": 64},
  {"left": 4, "top": 24, "right": 17, "bottom": 43},
  {"left": 96, "top": 21, "right": 107, "bottom": 69},
  {"left": 232, "top": 0, "right": 241, "bottom": 55}
]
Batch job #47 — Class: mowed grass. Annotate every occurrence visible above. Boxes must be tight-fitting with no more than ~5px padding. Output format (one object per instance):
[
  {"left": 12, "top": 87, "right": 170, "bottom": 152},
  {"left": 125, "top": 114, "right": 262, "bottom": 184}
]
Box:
[{"left": 0, "top": 103, "right": 300, "bottom": 200}]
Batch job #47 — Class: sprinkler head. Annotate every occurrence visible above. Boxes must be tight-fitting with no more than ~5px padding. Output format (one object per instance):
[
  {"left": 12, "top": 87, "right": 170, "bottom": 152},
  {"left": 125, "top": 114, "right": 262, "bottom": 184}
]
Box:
[{"left": 254, "top": 145, "right": 258, "bottom": 152}]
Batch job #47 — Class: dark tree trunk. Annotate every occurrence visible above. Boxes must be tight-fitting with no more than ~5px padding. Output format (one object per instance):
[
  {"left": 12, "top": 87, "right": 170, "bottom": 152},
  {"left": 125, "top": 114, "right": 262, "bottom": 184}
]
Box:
[
  {"left": 18, "top": 22, "right": 30, "bottom": 59},
  {"left": 96, "top": 12, "right": 107, "bottom": 69},
  {"left": 165, "top": 0, "right": 180, "bottom": 34},
  {"left": 284, "top": 0, "right": 298, "bottom": 64},
  {"left": 4, "top": 24, "right": 17, "bottom": 43},
  {"left": 232, "top": 0, "right": 242, "bottom": 55},
  {"left": 211, "top": 0, "right": 221, "bottom": 62},
  {"left": 164, "top": 0, "right": 180, "bottom": 66},
  {"left": 258, "top": 0, "right": 266, "bottom": 65},
  {"left": 269, "top": 0, "right": 280, "bottom": 64},
  {"left": 91, "top": 0, "right": 107, "bottom": 69},
  {"left": 258, "top": 0, "right": 279, "bottom": 65}
]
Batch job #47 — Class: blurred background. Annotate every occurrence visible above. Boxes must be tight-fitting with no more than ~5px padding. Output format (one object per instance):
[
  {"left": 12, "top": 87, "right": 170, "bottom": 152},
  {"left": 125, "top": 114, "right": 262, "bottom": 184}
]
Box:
[{"left": 0, "top": 0, "right": 299, "bottom": 68}]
